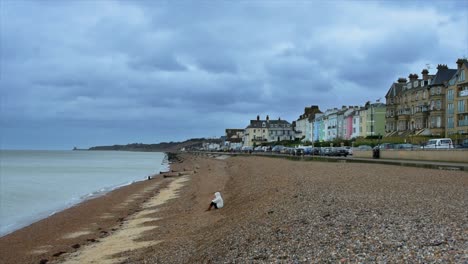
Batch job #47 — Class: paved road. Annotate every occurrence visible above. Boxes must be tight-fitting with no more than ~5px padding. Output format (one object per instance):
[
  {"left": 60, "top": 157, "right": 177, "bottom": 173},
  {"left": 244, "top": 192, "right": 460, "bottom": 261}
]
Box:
[{"left": 194, "top": 151, "right": 468, "bottom": 171}]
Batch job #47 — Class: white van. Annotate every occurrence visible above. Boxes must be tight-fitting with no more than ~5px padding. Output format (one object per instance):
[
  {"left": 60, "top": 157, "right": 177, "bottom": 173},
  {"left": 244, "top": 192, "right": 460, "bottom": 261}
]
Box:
[{"left": 423, "top": 138, "right": 454, "bottom": 149}]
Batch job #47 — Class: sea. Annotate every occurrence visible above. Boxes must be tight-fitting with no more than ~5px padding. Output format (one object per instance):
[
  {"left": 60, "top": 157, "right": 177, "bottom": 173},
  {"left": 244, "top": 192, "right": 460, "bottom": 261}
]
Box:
[{"left": 0, "top": 150, "right": 169, "bottom": 237}]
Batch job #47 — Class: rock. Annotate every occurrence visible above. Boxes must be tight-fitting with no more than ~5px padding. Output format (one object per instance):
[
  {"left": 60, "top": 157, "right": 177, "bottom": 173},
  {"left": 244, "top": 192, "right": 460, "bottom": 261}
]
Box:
[{"left": 71, "top": 244, "right": 80, "bottom": 249}]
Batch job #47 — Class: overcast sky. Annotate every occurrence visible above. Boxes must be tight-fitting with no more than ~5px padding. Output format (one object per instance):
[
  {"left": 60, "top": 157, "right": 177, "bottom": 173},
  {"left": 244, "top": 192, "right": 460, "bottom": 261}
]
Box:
[{"left": 1, "top": 1, "right": 467, "bottom": 149}]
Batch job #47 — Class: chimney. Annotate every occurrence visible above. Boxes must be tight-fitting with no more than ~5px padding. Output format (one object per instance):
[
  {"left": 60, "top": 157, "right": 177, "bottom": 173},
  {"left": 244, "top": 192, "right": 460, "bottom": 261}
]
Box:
[
  {"left": 456, "top": 58, "right": 467, "bottom": 69},
  {"left": 397, "top": 77, "right": 407, "bottom": 83},
  {"left": 437, "top": 64, "right": 448, "bottom": 70},
  {"left": 409, "top": 74, "right": 418, "bottom": 81},
  {"left": 266, "top": 115, "right": 269, "bottom": 121},
  {"left": 278, "top": 117, "right": 281, "bottom": 121},
  {"left": 342, "top": 105, "right": 346, "bottom": 110},
  {"left": 256, "top": 115, "right": 260, "bottom": 121},
  {"left": 421, "top": 69, "right": 429, "bottom": 81}
]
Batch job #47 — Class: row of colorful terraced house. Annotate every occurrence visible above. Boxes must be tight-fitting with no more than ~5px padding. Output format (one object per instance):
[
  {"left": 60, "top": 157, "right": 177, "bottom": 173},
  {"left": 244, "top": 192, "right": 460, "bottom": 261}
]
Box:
[{"left": 225, "top": 58, "right": 468, "bottom": 147}]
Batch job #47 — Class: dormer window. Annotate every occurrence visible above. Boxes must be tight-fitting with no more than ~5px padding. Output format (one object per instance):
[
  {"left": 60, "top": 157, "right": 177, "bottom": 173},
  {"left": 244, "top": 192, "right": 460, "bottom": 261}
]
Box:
[
  {"left": 262, "top": 122, "right": 266, "bottom": 127},
  {"left": 414, "top": 81, "right": 419, "bottom": 87},
  {"left": 449, "top": 77, "right": 456, "bottom": 86},
  {"left": 407, "top": 83, "right": 412, "bottom": 89}
]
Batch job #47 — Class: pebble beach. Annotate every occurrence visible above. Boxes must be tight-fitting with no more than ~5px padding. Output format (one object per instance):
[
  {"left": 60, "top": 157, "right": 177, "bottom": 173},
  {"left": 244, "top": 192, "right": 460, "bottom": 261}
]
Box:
[{"left": 0, "top": 154, "right": 466, "bottom": 263}]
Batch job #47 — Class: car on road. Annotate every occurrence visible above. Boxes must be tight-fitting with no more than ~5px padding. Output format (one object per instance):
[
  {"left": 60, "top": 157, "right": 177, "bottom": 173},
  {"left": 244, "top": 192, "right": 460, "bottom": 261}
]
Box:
[
  {"left": 375, "top": 143, "right": 396, "bottom": 150},
  {"left": 321, "top": 147, "right": 348, "bottom": 157},
  {"left": 422, "top": 138, "right": 454, "bottom": 149},
  {"left": 456, "top": 139, "right": 468, "bottom": 148},
  {"left": 344, "top": 146, "right": 353, "bottom": 155},
  {"left": 357, "top": 145, "right": 372, "bottom": 151},
  {"left": 272, "top": 145, "right": 285, "bottom": 153},
  {"left": 241, "top": 146, "right": 253, "bottom": 152},
  {"left": 395, "top": 143, "right": 415, "bottom": 150}
]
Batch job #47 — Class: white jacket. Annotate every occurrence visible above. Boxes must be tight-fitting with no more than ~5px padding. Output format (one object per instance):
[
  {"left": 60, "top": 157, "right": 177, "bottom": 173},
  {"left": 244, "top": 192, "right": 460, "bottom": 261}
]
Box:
[{"left": 212, "top": 192, "right": 224, "bottom": 208}]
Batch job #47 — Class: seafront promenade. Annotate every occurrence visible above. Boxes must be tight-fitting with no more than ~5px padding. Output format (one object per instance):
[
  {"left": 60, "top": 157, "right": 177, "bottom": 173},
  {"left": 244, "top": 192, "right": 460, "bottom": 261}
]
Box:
[
  {"left": 0, "top": 153, "right": 466, "bottom": 263},
  {"left": 194, "top": 150, "right": 468, "bottom": 171}
]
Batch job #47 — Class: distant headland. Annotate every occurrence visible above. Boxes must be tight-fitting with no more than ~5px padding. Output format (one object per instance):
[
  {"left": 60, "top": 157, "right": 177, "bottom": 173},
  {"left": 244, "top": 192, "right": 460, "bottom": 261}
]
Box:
[{"left": 85, "top": 138, "right": 221, "bottom": 152}]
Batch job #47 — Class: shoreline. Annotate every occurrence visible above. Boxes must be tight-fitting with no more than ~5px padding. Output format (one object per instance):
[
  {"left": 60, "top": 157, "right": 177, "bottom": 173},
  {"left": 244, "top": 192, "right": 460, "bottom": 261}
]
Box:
[
  {"left": 0, "top": 151, "right": 171, "bottom": 238},
  {"left": 0, "top": 152, "right": 179, "bottom": 264}
]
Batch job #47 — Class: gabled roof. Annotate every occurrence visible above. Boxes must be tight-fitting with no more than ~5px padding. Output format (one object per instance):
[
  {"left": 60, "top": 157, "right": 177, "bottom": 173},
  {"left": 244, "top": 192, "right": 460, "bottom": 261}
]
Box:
[
  {"left": 430, "top": 68, "right": 457, "bottom": 86},
  {"left": 385, "top": 82, "right": 404, "bottom": 98}
]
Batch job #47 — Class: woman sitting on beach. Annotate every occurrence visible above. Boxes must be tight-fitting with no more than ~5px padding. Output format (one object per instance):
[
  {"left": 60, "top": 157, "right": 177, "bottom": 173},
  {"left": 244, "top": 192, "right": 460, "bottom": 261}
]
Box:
[{"left": 206, "top": 192, "right": 224, "bottom": 211}]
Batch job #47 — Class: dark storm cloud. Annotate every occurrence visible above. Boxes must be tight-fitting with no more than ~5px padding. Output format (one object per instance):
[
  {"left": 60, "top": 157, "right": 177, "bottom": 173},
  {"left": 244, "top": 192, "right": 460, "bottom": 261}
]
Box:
[{"left": 0, "top": 0, "right": 466, "bottom": 149}]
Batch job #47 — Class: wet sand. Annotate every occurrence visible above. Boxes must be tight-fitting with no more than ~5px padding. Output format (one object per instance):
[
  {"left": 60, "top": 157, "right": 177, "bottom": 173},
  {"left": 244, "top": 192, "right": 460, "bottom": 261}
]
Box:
[{"left": 1, "top": 154, "right": 467, "bottom": 263}]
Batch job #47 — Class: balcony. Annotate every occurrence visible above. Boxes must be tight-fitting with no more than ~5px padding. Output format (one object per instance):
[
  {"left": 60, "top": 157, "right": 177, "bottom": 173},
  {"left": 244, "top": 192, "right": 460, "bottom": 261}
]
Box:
[
  {"left": 252, "top": 137, "right": 267, "bottom": 142},
  {"left": 459, "top": 120, "right": 468, "bottom": 127},
  {"left": 459, "top": 90, "right": 468, "bottom": 97},
  {"left": 397, "top": 111, "right": 411, "bottom": 116}
]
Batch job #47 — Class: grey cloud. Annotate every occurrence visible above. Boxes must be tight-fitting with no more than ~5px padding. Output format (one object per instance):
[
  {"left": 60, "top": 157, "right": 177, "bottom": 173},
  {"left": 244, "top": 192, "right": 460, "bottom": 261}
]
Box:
[
  {"left": 128, "top": 54, "right": 187, "bottom": 72},
  {"left": 1, "top": 1, "right": 467, "bottom": 149}
]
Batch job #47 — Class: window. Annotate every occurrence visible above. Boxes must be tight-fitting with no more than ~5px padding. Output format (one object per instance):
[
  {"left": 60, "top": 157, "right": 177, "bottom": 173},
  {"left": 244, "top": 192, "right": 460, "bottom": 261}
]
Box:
[
  {"left": 448, "top": 103, "right": 454, "bottom": 114},
  {"left": 431, "top": 88, "right": 435, "bottom": 95},
  {"left": 449, "top": 76, "right": 456, "bottom": 86},
  {"left": 423, "top": 91, "right": 427, "bottom": 99},
  {"left": 459, "top": 70, "right": 466, "bottom": 82},
  {"left": 436, "top": 100, "right": 442, "bottom": 110},
  {"left": 414, "top": 81, "right": 419, "bottom": 87},
  {"left": 447, "top": 89, "right": 454, "bottom": 101},
  {"left": 458, "top": 100, "right": 466, "bottom": 112},
  {"left": 430, "top": 117, "right": 435, "bottom": 128},
  {"left": 253, "top": 129, "right": 256, "bottom": 133},
  {"left": 437, "top": 87, "right": 441, "bottom": 95},
  {"left": 447, "top": 116, "right": 454, "bottom": 128}
]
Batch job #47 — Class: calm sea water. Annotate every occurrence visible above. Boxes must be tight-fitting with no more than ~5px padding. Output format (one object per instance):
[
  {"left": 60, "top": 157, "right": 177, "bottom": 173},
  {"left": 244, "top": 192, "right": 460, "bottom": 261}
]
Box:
[{"left": 0, "top": 150, "right": 168, "bottom": 236}]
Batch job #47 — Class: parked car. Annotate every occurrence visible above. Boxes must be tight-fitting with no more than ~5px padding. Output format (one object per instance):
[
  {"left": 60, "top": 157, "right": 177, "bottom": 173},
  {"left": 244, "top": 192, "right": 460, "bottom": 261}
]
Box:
[
  {"left": 311, "top": 147, "right": 321, "bottom": 155},
  {"left": 422, "top": 138, "right": 454, "bottom": 149},
  {"left": 454, "top": 139, "right": 468, "bottom": 148},
  {"left": 334, "top": 148, "right": 349, "bottom": 157},
  {"left": 357, "top": 145, "right": 372, "bottom": 151},
  {"left": 293, "top": 148, "right": 304, "bottom": 156},
  {"left": 321, "top": 147, "right": 334, "bottom": 156},
  {"left": 344, "top": 146, "right": 353, "bottom": 155},
  {"left": 272, "top": 145, "right": 285, "bottom": 153},
  {"left": 301, "top": 147, "right": 313, "bottom": 155},
  {"left": 254, "top": 146, "right": 263, "bottom": 152},
  {"left": 262, "top": 146, "right": 271, "bottom": 152},
  {"left": 375, "top": 143, "right": 396, "bottom": 150},
  {"left": 321, "top": 147, "right": 348, "bottom": 157},
  {"left": 395, "top": 143, "right": 414, "bottom": 150},
  {"left": 241, "top": 146, "right": 253, "bottom": 152}
]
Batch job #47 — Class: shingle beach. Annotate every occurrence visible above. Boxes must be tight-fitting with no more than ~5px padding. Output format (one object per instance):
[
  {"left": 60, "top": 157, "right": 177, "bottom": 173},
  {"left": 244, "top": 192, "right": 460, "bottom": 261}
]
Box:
[{"left": 1, "top": 154, "right": 466, "bottom": 263}]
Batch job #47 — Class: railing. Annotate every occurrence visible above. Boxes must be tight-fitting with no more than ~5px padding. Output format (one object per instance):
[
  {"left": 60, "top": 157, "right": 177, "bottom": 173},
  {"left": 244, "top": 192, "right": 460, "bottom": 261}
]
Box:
[
  {"left": 459, "top": 90, "right": 468, "bottom": 97},
  {"left": 397, "top": 112, "right": 411, "bottom": 116},
  {"left": 458, "top": 120, "right": 468, "bottom": 127}
]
